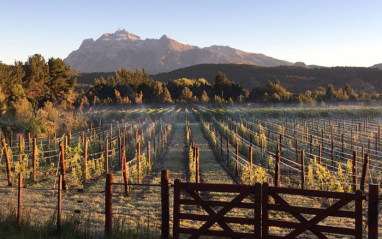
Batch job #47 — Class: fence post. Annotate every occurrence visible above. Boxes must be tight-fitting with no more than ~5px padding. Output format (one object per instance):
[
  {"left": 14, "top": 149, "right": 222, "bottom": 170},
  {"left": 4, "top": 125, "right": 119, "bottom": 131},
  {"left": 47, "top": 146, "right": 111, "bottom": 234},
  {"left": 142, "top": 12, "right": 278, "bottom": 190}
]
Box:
[
  {"left": 33, "top": 138, "right": 37, "bottom": 181},
  {"left": 360, "top": 153, "right": 369, "bottom": 192},
  {"left": 122, "top": 147, "right": 129, "bottom": 196},
  {"left": 57, "top": 175, "right": 62, "bottom": 230},
  {"left": 105, "top": 139, "right": 109, "bottom": 174},
  {"left": 249, "top": 146, "right": 253, "bottom": 175},
  {"left": 368, "top": 184, "right": 379, "bottom": 239},
  {"left": 275, "top": 150, "right": 280, "bottom": 187},
  {"left": 105, "top": 173, "right": 113, "bottom": 236},
  {"left": 352, "top": 151, "right": 357, "bottom": 192},
  {"left": 301, "top": 149, "right": 305, "bottom": 189},
  {"left": 318, "top": 144, "right": 322, "bottom": 164},
  {"left": 262, "top": 183, "right": 269, "bottom": 239},
  {"left": 2, "top": 139, "right": 12, "bottom": 186},
  {"left": 59, "top": 141, "right": 67, "bottom": 190},
  {"left": 254, "top": 182, "right": 261, "bottom": 239},
  {"left": 196, "top": 147, "right": 200, "bottom": 183},
  {"left": 161, "top": 170, "right": 169, "bottom": 239},
  {"left": 17, "top": 173, "right": 22, "bottom": 226},
  {"left": 147, "top": 141, "right": 151, "bottom": 166},
  {"left": 173, "top": 179, "right": 181, "bottom": 239},
  {"left": 84, "top": 137, "right": 88, "bottom": 183},
  {"left": 137, "top": 142, "right": 141, "bottom": 183}
]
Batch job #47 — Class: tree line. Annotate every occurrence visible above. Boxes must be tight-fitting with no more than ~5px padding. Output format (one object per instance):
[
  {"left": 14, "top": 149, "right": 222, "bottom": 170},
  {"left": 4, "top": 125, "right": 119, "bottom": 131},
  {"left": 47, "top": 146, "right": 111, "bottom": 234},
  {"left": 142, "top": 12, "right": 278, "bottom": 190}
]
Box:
[{"left": 1, "top": 55, "right": 382, "bottom": 134}]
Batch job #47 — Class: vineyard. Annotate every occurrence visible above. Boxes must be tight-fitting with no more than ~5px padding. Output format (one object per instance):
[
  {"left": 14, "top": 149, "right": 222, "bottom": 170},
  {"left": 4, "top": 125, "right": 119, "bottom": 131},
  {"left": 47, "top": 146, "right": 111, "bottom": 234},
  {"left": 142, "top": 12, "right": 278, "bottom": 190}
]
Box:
[{"left": 0, "top": 105, "right": 381, "bottom": 238}]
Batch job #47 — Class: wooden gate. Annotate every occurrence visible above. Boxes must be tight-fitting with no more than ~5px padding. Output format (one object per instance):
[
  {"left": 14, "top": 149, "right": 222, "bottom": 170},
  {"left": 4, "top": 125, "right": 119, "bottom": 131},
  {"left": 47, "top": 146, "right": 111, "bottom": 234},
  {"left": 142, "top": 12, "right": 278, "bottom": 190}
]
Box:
[
  {"left": 173, "top": 179, "right": 261, "bottom": 239},
  {"left": 262, "top": 183, "right": 365, "bottom": 239}
]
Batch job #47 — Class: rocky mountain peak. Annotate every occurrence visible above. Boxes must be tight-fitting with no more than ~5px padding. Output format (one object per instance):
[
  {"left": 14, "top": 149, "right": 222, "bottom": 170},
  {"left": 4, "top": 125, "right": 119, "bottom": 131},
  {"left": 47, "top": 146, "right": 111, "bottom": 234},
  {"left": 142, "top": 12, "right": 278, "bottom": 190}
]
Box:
[{"left": 64, "top": 30, "right": 293, "bottom": 73}]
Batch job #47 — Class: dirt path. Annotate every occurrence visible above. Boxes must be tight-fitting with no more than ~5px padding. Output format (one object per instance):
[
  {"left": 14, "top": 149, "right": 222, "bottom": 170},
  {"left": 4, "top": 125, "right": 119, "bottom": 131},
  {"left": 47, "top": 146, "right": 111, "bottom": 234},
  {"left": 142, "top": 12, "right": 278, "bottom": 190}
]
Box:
[{"left": 187, "top": 112, "right": 234, "bottom": 184}]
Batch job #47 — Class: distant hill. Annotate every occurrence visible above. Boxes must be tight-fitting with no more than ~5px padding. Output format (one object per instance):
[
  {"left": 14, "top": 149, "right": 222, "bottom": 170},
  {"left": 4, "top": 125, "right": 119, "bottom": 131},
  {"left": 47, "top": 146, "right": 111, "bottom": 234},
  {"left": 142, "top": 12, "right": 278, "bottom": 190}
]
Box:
[
  {"left": 371, "top": 63, "right": 382, "bottom": 70},
  {"left": 64, "top": 29, "right": 293, "bottom": 74},
  {"left": 151, "top": 64, "right": 382, "bottom": 93}
]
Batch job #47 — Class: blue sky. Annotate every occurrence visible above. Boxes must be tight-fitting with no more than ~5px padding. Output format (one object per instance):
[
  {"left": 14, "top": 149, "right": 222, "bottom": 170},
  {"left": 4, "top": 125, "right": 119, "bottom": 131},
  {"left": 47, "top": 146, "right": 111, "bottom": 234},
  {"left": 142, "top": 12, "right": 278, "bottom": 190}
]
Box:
[{"left": 0, "top": 0, "right": 381, "bottom": 67}]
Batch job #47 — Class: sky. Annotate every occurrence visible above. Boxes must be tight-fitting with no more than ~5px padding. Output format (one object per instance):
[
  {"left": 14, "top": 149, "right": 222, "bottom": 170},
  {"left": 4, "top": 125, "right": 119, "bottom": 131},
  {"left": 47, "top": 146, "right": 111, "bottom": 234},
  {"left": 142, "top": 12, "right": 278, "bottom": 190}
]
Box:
[{"left": 0, "top": 0, "right": 381, "bottom": 67}]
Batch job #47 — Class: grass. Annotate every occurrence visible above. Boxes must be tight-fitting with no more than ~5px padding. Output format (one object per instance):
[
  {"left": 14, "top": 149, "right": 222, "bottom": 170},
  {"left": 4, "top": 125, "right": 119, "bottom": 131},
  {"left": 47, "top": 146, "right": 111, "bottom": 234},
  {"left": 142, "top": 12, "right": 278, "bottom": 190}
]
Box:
[{"left": 0, "top": 206, "right": 159, "bottom": 239}]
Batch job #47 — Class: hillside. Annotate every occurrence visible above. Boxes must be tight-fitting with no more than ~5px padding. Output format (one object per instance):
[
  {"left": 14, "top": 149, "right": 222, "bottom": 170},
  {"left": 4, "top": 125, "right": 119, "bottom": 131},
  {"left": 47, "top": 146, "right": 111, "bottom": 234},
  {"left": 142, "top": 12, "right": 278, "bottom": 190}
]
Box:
[{"left": 151, "top": 64, "right": 382, "bottom": 93}]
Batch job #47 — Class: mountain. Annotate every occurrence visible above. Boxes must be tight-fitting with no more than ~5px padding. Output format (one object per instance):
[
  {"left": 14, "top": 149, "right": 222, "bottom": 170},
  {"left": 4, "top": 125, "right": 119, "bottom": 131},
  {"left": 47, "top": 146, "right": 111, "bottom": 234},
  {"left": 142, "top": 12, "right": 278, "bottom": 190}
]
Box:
[
  {"left": 151, "top": 64, "right": 382, "bottom": 93},
  {"left": 371, "top": 63, "right": 382, "bottom": 70},
  {"left": 64, "top": 29, "right": 293, "bottom": 73}
]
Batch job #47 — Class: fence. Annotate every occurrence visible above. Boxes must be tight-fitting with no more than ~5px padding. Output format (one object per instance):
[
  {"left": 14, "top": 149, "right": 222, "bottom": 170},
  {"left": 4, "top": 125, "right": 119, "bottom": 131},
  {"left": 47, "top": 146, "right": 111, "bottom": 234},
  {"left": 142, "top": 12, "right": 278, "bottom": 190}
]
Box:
[{"left": 10, "top": 170, "right": 380, "bottom": 239}]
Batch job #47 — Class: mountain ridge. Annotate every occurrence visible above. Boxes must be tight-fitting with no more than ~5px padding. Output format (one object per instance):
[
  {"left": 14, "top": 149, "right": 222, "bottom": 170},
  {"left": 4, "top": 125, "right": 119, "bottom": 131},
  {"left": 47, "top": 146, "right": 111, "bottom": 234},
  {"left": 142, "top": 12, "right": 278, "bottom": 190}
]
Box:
[{"left": 64, "top": 29, "right": 294, "bottom": 73}]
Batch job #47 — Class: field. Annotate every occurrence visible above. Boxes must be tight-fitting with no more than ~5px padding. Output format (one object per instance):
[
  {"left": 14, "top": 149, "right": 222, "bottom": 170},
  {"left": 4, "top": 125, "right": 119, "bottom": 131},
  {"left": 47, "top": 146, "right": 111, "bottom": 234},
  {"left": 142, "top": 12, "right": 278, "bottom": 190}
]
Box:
[{"left": 0, "top": 105, "right": 381, "bottom": 238}]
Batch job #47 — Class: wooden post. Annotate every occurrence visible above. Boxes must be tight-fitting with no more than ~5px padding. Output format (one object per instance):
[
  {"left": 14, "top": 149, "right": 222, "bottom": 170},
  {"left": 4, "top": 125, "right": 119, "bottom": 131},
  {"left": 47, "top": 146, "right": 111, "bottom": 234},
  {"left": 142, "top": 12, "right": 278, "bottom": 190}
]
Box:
[
  {"left": 318, "top": 144, "right": 322, "bottom": 165},
  {"left": 57, "top": 175, "right": 62, "bottom": 230},
  {"left": 161, "top": 170, "right": 169, "bottom": 239},
  {"left": 137, "top": 142, "right": 141, "bottom": 183},
  {"left": 275, "top": 150, "right": 280, "bottom": 187},
  {"left": 235, "top": 143, "right": 239, "bottom": 176},
  {"left": 2, "top": 139, "right": 12, "bottom": 186},
  {"left": 59, "top": 142, "right": 67, "bottom": 190},
  {"left": 17, "top": 173, "right": 22, "bottom": 226},
  {"left": 84, "top": 137, "right": 88, "bottom": 183},
  {"left": 105, "top": 139, "right": 109, "bottom": 174},
  {"left": 33, "top": 138, "right": 37, "bottom": 182},
  {"left": 249, "top": 146, "right": 253, "bottom": 175},
  {"left": 360, "top": 154, "right": 369, "bottom": 192},
  {"left": 368, "top": 183, "right": 379, "bottom": 239},
  {"left": 105, "top": 173, "right": 113, "bottom": 236},
  {"left": 196, "top": 147, "right": 200, "bottom": 183},
  {"left": 147, "top": 141, "right": 151, "bottom": 166},
  {"left": 352, "top": 151, "right": 357, "bottom": 192},
  {"left": 301, "top": 149, "right": 305, "bottom": 189},
  {"left": 262, "top": 183, "right": 269, "bottom": 238},
  {"left": 122, "top": 147, "right": 129, "bottom": 196}
]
